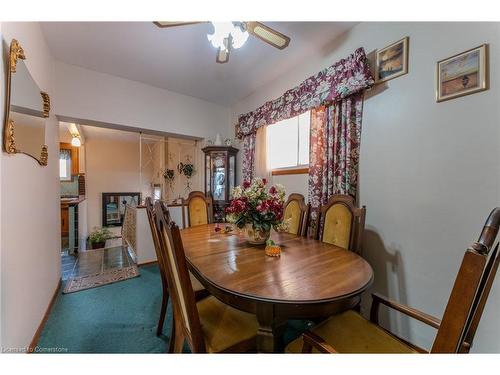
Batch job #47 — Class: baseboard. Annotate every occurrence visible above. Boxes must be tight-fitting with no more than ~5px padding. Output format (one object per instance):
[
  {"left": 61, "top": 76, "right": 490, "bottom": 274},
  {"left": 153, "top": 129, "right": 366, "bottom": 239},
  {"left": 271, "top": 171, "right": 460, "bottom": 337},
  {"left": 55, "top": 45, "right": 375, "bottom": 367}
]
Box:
[
  {"left": 138, "top": 260, "right": 158, "bottom": 267},
  {"left": 27, "top": 279, "right": 62, "bottom": 353}
]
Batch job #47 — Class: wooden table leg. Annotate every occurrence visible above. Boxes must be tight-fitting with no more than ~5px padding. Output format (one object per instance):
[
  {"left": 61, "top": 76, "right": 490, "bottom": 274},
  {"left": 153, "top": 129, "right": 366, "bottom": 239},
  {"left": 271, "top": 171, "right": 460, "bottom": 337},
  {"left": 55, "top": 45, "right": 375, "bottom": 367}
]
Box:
[{"left": 256, "top": 304, "right": 286, "bottom": 353}]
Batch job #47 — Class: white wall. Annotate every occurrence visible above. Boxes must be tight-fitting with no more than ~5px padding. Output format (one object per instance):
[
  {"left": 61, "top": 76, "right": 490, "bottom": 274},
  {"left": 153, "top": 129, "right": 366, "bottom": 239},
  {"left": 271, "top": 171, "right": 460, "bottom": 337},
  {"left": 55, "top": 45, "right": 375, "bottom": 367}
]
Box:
[
  {"left": 0, "top": 22, "right": 60, "bottom": 350},
  {"left": 54, "top": 62, "right": 231, "bottom": 140},
  {"left": 85, "top": 136, "right": 143, "bottom": 232},
  {"left": 231, "top": 22, "right": 500, "bottom": 352}
]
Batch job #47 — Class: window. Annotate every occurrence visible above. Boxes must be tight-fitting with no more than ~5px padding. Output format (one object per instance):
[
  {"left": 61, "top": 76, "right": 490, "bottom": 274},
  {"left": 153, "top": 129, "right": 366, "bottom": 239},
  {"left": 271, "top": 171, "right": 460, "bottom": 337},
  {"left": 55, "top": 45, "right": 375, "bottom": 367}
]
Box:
[
  {"left": 153, "top": 184, "right": 162, "bottom": 202},
  {"left": 267, "top": 111, "right": 310, "bottom": 172},
  {"left": 59, "top": 149, "right": 72, "bottom": 181}
]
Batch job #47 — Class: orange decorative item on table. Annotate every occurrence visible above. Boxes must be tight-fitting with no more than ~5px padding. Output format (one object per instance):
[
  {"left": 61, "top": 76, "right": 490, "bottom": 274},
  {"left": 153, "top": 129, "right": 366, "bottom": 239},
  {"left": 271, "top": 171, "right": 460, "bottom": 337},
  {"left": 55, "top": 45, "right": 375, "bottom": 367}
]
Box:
[{"left": 265, "top": 239, "right": 281, "bottom": 257}]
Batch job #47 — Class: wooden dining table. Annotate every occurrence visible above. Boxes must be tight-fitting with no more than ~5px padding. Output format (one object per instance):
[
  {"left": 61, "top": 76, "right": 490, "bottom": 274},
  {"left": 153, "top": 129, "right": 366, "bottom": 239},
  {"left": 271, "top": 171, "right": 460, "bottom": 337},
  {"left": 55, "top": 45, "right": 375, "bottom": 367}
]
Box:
[{"left": 181, "top": 223, "right": 374, "bottom": 353}]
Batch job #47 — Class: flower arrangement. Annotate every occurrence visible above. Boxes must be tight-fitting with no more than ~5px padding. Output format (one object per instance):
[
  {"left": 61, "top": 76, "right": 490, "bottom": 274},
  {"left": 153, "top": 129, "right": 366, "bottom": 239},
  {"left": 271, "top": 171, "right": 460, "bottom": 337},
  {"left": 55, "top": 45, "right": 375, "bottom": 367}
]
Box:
[{"left": 225, "top": 178, "right": 287, "bottom": 244}]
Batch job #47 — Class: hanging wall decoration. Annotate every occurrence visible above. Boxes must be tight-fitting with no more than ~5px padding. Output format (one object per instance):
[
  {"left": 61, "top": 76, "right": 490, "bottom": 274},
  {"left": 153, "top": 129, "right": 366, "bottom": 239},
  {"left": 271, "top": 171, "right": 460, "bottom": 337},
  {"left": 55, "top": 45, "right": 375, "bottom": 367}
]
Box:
[
  {"left": 178, "top": 156, "right": 196, "bottom": 193},
  {"left": 375, "top": 37, "right": 409, "bottom": 83},
  {"left": 163, "top": 168, "right": 175, "bottom": 192},
  {"left": 436, "top": 44, "right": 488, "bottom": 102}
]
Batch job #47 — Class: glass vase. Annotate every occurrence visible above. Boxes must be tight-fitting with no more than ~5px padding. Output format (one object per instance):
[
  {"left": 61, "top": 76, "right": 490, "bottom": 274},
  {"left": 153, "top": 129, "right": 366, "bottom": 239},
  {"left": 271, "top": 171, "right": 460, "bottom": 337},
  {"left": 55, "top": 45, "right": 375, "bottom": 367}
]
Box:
[{"left": 245, "top": 223, "right": 271, "bottom": 245}]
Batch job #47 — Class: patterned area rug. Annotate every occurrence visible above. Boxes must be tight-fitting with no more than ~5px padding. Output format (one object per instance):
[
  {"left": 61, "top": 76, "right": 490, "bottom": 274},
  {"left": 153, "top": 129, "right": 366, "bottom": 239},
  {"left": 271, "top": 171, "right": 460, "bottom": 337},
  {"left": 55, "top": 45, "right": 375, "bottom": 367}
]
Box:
[{"left": 63, "top": 265, "right": 140, "bottom": 294}]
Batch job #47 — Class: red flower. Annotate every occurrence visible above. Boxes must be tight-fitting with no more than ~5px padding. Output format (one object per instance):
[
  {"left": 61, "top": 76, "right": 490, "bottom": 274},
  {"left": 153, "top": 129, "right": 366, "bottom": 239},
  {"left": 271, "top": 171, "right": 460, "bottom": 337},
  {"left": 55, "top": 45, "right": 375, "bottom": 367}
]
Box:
[
  {"left": 243, "top": 181, "right": 251, "bottom": 189},
  {"left": 269, "top": 186, "right": 277, "bottom": 195},
  {"left": 229, "top": 198, "right": 247, "bottom": 214},
  {"left": 262, "top": 178, "right": 267, "bottom": 185}
]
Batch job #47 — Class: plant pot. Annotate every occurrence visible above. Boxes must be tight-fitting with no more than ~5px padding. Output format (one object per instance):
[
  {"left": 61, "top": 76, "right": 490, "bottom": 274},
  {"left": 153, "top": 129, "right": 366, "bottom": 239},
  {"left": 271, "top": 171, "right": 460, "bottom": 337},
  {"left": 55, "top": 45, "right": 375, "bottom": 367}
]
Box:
[
  {"left": 245, "top": 223, "right": 271, "bottom": 245},
  {"left": 91, "top": 241, "right": 105, "bottom": 249}
]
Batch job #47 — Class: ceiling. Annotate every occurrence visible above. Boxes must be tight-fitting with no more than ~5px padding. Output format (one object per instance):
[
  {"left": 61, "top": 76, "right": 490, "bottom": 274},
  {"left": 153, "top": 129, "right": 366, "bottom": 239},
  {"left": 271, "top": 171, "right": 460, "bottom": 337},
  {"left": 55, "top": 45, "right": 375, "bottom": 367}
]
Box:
[
  {"left": 40, "top": 22, "right": 357, "bottom": 106},
  {"left": 79, "top": 124, "right": 164, "bottom": 144}
]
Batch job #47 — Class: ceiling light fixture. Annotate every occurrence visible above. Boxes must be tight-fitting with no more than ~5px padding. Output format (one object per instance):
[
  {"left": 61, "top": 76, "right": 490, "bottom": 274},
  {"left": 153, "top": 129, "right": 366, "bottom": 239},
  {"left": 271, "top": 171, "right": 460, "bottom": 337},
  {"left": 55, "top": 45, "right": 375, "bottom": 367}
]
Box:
[
  {"left": 155, "top": 21, "right": 290, "bottom": 64},
  {"left": 207, "top": 22, "right": 249, "bottom": 51},
  {"left": 71, "top": 136, "right": 81, "bottom": 147}
]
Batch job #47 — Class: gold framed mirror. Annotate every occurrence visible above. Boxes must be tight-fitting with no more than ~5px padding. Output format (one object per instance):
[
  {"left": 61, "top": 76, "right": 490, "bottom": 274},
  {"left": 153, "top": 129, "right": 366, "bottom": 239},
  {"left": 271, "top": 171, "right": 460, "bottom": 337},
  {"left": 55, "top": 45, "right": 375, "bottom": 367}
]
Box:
[{"left": 3, "top": 39, "right": 50, "bottom": 166}]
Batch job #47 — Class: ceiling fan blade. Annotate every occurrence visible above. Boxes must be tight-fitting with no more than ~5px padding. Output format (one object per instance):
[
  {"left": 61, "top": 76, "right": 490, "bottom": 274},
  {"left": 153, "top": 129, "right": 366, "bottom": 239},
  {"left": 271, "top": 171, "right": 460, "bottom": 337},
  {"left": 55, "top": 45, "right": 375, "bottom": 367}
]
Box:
[
  {"left": 245, "top": 22, "right": 290, "bottom": 49},
  {"left": 216, "top": 37, "right": 231, "bottom": 64},
  {"left": 153, "top": 21, "right": 207, "bottom": 28}
]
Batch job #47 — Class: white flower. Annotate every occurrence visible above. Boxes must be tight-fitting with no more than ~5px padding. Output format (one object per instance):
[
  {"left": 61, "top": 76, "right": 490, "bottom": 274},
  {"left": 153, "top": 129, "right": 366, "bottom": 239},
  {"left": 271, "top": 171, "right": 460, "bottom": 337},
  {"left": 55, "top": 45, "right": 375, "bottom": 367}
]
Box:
[
  {"left": 226, "top": 213, "right": 238, "bottom": 224},
  {"left": 231, "top": 186, "right": 243, "bottom": 199}
]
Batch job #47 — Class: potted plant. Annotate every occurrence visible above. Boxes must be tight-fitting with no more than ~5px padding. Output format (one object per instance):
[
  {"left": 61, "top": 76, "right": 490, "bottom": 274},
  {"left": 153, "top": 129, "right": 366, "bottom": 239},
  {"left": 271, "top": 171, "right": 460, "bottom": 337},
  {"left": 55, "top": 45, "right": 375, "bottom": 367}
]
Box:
[
  {"left": 88, "top": 227, "right": 113, "bottom": 249},
  {"left": 225, "top": 178, "right": 287, "bottom": 245}
]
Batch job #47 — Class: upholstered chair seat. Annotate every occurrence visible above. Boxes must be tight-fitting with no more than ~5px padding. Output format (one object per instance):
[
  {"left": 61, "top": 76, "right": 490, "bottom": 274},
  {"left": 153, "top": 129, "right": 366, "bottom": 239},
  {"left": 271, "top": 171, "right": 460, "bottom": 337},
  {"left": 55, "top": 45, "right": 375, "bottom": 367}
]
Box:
[
  {"left": 145, "top": 197, "right": 208, "bottom": 342},
  {"left": 189, "top": 196, "right": 209, "bottom": 226},
  {"left": 288, "top": 208, "right": 500, "bottom": 354},
  {"left": 284, "top": 201, "right": 302, "bottom": 235},
  {"left": 183, "top": 191, "right": 213, "bottom": 228},
  {"left": 322, "top": 203, "right": 353, "bottom": 248},
  {"left": 283, "top": 193, "right": 309, "bottom": 236},
  {"left": 285, "top": 310, "right": 416, "bottom": 354},
  {"left": 154, "top": 200, "right": 258, "bottom": 353},
  {"left": 197, "top": 296, "right": 259, "bottom": 353},
  {"left": 316, "top": 195, "right": 366, "bottom": 254}
]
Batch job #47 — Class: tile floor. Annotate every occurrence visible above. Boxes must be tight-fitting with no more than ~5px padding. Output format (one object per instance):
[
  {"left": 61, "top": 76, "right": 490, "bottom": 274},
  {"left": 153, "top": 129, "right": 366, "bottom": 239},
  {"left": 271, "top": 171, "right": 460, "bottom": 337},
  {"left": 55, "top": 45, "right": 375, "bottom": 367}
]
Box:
[{"left": 61, "top": 245, "right": 135, "bottom": 281}]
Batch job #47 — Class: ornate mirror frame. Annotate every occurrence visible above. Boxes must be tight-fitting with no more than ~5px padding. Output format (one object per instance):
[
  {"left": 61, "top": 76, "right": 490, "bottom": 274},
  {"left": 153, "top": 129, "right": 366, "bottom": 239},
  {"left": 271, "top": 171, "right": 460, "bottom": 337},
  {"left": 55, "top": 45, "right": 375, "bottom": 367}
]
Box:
[{"left": 3, "top": 39, "right": 50, "bottom": 166}]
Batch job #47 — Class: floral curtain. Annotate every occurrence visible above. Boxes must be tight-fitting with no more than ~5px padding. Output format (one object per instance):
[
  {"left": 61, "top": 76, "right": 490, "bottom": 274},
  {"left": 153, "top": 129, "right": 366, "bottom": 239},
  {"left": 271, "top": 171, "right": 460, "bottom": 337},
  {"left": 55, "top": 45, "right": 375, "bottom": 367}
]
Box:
[
  {"left": 241, "top": 133, "right": 256, "bottom": 182},
  {"left": 59, "top": 149, "right": 71, "bottom": 160},
  {"left": 236, "top": 48, "right": 374, "bottom": 185},
  {"left": 308, "top": 92, "right": 365, "bottom": 227},
  {"left": 236, "top": 47, "right": 373, "bottom": 139}
]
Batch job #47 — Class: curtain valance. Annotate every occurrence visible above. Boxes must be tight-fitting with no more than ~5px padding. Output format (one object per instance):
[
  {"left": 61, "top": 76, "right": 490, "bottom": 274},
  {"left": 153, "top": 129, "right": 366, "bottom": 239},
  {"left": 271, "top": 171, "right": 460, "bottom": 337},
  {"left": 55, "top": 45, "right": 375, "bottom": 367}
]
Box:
[{"left": 236, "top": 47, "right": 374, "bottom": 139}]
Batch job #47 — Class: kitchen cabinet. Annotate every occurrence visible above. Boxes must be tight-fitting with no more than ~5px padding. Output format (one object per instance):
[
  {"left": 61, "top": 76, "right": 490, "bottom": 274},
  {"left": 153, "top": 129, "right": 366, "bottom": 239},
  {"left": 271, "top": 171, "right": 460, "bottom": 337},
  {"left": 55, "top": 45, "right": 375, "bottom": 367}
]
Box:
[{"left": 61, "top": 206, "right": 69, "bottom": 237}]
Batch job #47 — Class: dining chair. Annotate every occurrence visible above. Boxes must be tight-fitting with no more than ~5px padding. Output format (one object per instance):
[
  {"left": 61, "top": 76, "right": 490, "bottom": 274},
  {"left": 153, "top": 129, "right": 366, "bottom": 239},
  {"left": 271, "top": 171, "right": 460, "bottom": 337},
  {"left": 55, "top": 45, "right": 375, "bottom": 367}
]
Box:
[
  {"left": 315, "top": 194, "right": 366, "bottom": 254},
  {"left": 286, "top": 207, "right": 500, "bottom": 354},
  {"left": 154, "top": 200, "right": 259, "bottom": 353},
  {"left": 283, "top": 193, "right": 310, "bottom": 237},
  {"left": 145, "top": 197, "right": 208, "bottom": 340},
  {"left": 181, "top": 191, "right": 213, "bottom": 228}
]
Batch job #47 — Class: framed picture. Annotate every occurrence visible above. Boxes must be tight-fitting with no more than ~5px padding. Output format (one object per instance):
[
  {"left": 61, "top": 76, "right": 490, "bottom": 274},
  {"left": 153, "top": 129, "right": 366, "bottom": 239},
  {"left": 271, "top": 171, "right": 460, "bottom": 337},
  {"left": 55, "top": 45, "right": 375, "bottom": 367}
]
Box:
[
  {"left": 375, "top": 37, "right": 409, "bottom": 83},
  {"left": 102, "top": 192, "right": 141, "bottom": 227},
  {"left": 436, "top": 44, "right": 488, "bottom": 102}
]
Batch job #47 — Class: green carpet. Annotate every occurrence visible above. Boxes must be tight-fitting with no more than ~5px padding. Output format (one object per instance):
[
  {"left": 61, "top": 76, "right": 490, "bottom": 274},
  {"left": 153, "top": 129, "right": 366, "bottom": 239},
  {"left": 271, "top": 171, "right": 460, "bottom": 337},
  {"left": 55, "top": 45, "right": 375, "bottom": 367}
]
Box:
[{"left": 37, "top": 264, "right": 309, "bottom": 353}]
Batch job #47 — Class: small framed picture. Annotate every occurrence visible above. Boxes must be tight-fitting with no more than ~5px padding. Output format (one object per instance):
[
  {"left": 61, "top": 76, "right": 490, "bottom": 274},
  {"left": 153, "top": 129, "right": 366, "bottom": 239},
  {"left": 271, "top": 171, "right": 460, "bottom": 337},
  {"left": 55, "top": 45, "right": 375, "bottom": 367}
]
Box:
[
  {"left": 375, "top": 37, "right": 409, "bottom": 83},
  {"left": 436, "top": 44, "right": 488, "bottom": 102}
]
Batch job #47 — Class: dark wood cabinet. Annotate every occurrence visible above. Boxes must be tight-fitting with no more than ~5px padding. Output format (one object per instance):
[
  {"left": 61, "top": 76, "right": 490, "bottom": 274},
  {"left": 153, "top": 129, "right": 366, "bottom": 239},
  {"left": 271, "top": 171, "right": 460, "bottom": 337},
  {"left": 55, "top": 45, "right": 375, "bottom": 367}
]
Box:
[
  {"left": 61, "top": 207, "right": 69, "bottom": 237},
  {"left": 202, "top": 146, "right": 239, "bottom": 222}
]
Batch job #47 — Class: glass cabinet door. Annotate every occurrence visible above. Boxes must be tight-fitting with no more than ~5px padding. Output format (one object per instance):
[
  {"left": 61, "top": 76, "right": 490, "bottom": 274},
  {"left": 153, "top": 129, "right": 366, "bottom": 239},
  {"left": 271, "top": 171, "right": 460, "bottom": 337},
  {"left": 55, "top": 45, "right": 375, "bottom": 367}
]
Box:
[
  {"left": 211, "top": 152, "right": 226, "bottom": 201},
  {"left": 229, "top": 155, "right": 235, "bottom": 197},
  {"left": 205, "top": 154, "right": 211, "bottom": 194}
]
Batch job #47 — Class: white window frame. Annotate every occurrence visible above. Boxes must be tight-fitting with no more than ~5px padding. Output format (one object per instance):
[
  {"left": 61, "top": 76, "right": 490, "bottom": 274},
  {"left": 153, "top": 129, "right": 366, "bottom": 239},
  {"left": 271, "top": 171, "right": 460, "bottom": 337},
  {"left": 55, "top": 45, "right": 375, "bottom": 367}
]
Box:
[{"left": 267, "top": 111, "right": 310, "bottom": 175}]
